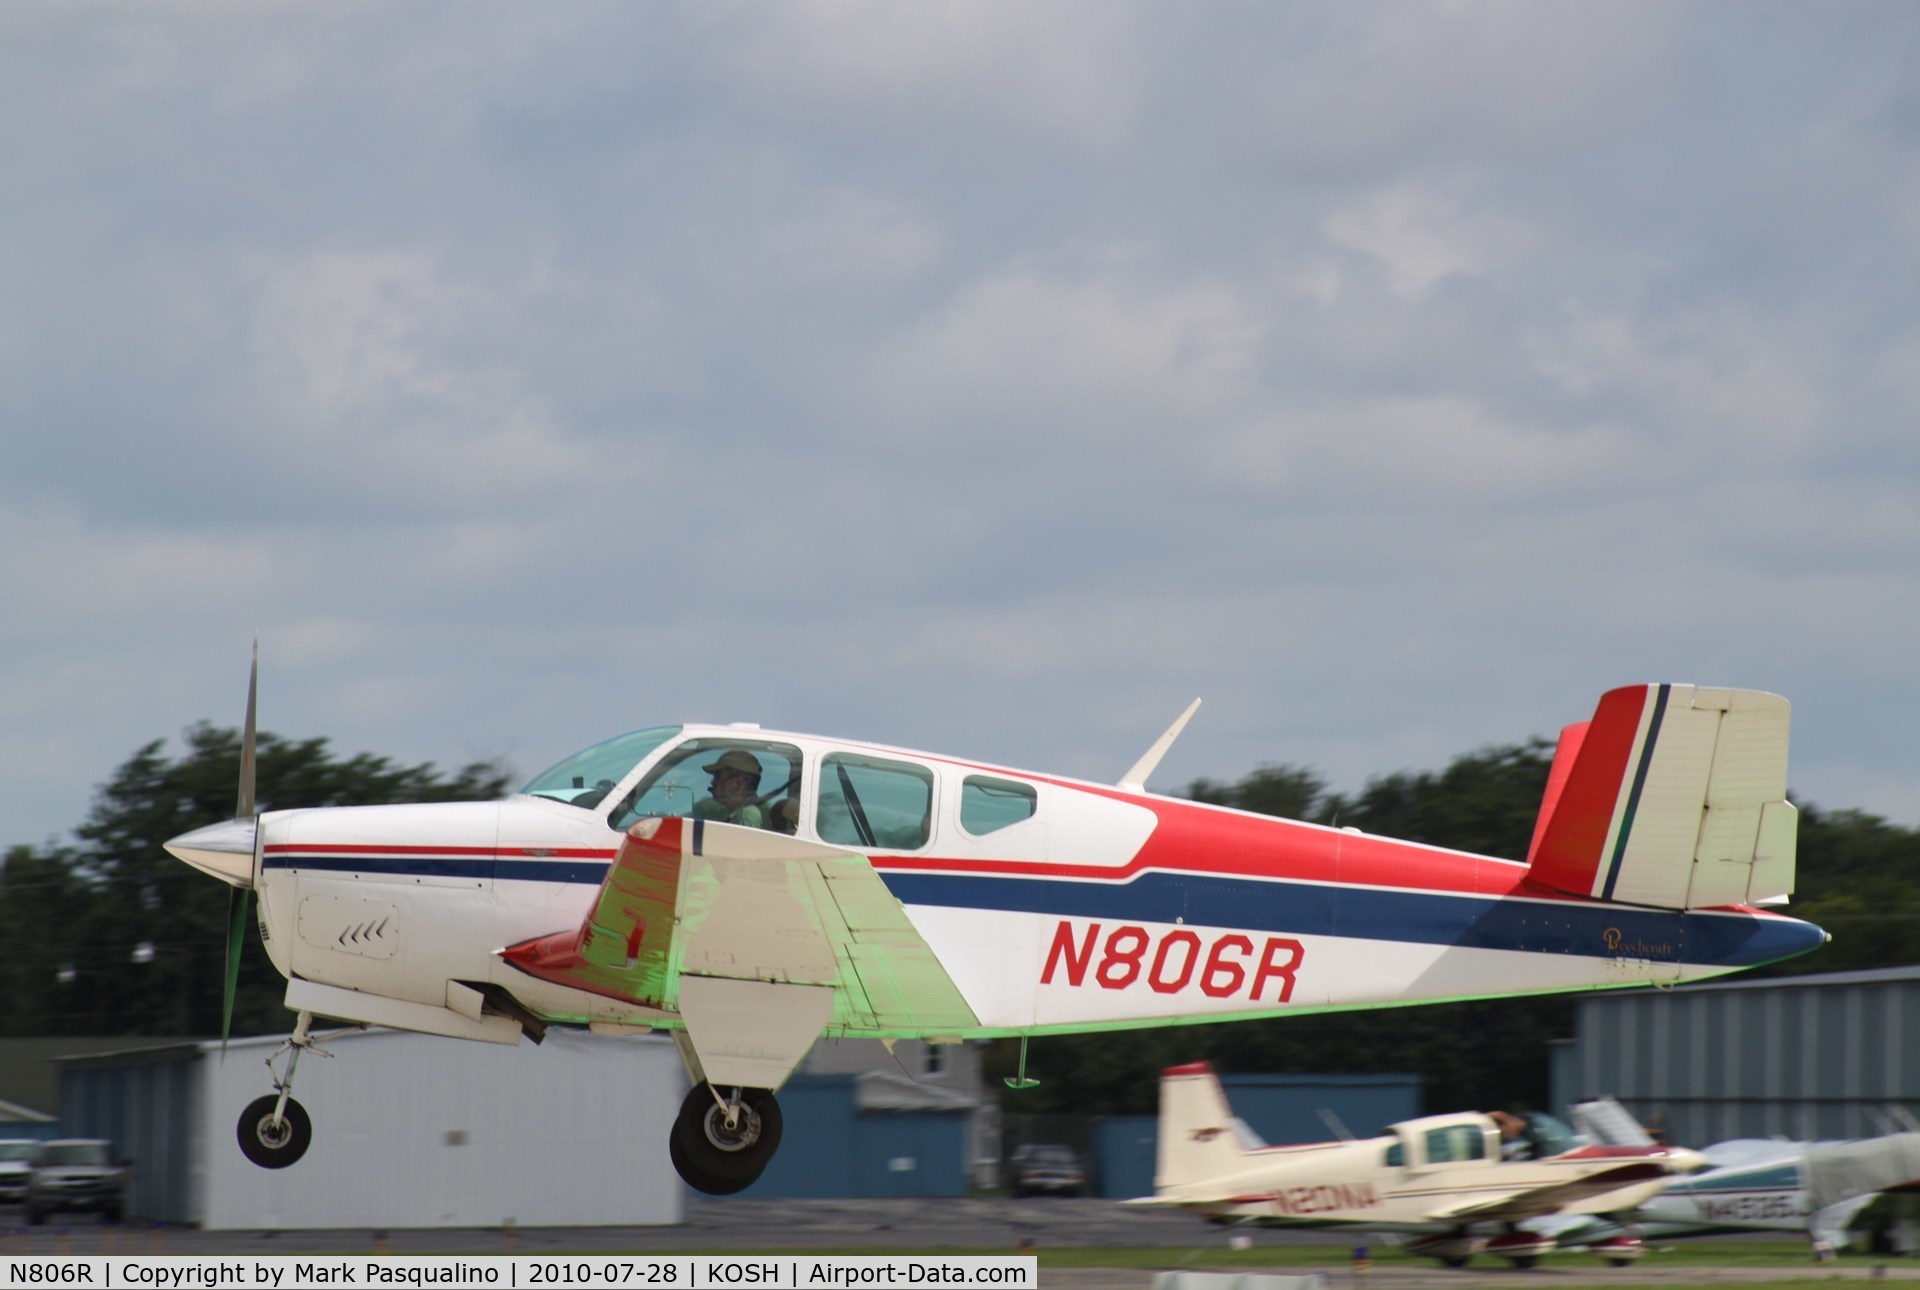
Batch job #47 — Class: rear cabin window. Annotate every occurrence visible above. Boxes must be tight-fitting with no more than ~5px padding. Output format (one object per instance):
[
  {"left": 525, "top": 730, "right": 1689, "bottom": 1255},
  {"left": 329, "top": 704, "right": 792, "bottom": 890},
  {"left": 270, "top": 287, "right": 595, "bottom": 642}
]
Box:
[
  {"left": 818, "top": 753, "right": 934, "bottom": 851},
  {"left": 960, "top": 775, "right": 1038, "bottom": 836}
]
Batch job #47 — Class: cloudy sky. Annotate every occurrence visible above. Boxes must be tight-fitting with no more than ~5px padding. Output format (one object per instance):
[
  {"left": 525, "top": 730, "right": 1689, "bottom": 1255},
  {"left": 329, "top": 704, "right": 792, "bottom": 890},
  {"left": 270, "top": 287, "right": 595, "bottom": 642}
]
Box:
[{"left": 4, "top": 3, "right": 1917, "bottom": 852}]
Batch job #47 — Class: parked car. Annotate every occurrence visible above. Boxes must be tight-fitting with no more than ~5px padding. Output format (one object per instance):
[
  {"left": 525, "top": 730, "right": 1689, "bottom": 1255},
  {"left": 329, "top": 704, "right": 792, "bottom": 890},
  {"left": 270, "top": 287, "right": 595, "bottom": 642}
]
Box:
[
  {"left": 0, "top": 1139, "right": 36, "bottom": 1205},
  {"left": 26, "top": 1139, "right": 124, "bottom": 1224},
  {"left": 1007, "top": 1143, "right": 1085, "bottom": 1197}
]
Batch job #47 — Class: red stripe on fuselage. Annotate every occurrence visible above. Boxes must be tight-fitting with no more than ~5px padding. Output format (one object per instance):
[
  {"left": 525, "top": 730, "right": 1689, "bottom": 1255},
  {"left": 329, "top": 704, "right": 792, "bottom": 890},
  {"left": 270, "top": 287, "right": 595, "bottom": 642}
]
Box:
[{"left": 874, "top": 790, "right": 1537, "bottom": 901}]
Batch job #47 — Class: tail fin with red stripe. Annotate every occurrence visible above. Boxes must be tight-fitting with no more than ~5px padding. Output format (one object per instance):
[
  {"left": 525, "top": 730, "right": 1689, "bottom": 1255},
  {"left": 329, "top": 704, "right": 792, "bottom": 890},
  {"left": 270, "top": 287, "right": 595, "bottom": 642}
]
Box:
[
  {"left": 1155, "top": 1061, "right": 1256, "bottom": 1192},
  {"left": 1526, "top": 684, "right": 1796, "bottom": 909}
]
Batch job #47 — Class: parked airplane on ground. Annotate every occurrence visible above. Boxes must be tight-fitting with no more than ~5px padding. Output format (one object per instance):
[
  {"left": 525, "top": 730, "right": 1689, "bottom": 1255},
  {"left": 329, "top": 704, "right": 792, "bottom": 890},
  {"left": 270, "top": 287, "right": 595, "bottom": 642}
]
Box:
[
  {"left": 166, "top": 667, "right": 1824, "bottom": 1194},
  {"left": 1138, "top": 1061, "right": 1702, "bottom": 1267},
  {"left": 1530, "top": 1098, "right": 1920, "bottom": 1252}
]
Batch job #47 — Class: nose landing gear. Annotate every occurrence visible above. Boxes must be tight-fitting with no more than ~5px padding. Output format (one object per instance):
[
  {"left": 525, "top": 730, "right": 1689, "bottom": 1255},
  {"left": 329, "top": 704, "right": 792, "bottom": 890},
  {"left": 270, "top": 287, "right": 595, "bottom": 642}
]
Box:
[
  {"left": 668, "top": 1081, "right": 783, "bottom": 1195},
  {"left": 236, "top": 1010, "right": 341, "bottom": 1169}
]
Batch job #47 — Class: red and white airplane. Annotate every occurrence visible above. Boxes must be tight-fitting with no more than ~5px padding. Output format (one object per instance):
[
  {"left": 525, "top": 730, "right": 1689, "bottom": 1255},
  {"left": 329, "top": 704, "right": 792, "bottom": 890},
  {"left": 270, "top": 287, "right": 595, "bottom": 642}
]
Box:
[
  {"left": 1139, "top": 1062, "right": 1705, "bottom": 1268},
  {"left": 165, "top": 675, "right": 1824, "bottom": 1193}
]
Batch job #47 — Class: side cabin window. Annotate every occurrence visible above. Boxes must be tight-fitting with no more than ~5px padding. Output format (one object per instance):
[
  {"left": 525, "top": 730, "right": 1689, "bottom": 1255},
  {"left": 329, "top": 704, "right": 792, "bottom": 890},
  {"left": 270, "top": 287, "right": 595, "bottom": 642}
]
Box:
[
  {"left": 818, "top": 753, "right": 934, "bottom": 851},
  {"left": 1384, "top": 1141, "right": 1404, "bottom": 1168},
  {"left": 608, "top": 738, "right": 803, "bottom": 833},
  {"left": 960, "top": 775, "right": 1038, "bottom": 836},
  {"left": 1424, "top": 1124, "right": 1486, "bottom": 1165}
]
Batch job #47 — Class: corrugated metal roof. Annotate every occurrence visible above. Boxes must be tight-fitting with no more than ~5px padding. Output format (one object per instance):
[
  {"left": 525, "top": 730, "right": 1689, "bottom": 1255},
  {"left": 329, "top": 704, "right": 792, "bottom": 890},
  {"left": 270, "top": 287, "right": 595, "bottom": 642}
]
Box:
[{"left": 1602, "top": 963, "right": 1920, "bottom": 998}]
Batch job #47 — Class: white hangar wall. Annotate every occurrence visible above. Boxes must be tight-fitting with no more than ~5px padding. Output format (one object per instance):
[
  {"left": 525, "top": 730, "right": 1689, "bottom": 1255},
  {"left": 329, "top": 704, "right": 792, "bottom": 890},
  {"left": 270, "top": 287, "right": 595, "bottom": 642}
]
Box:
[{"left": 191, "top": 1028, "right": 684, "bottom": 1229}]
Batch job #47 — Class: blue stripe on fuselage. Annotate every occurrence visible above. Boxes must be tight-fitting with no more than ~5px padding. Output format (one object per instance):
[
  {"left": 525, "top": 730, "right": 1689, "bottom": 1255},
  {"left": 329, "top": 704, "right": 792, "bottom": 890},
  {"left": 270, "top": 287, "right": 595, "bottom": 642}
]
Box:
[
  {"left": 266, "top": 852, "right": 1823, "bottom": 968},
  {"left": 1669, "top": 1163, "right": 1804, "bottom": 1194},
  {"left": 873, "top": 870, "right": 1824, "bottom": 969}
]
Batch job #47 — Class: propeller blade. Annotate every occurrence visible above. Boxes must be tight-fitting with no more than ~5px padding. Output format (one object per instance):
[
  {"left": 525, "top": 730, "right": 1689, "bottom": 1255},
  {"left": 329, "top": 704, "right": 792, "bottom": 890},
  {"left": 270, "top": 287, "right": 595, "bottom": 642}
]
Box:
[
  {"left": 237, "top": 639, "right": 257, "bottom": 821},
  {"left": 224, "top": 641, "right": 258, "bottom": 1055},
  {"left": 222, "top": 885, "right": 250, "bottom": 1055}
]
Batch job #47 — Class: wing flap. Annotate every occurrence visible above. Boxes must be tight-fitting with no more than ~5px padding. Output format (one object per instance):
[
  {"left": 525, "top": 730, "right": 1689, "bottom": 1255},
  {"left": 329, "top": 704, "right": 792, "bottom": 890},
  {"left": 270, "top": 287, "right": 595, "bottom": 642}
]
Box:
[
  {"left": 1424, "top": 1161, "right": 1672, "bottom": 1223},
  {"left": 501, "top": 816, "right": 978, "bottom": 1034}
]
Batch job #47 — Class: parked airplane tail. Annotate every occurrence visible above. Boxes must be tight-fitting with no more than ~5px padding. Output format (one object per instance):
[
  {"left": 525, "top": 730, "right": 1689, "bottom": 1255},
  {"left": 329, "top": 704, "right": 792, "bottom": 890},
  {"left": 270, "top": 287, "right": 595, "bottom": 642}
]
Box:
[
  {"left": 1155, "top": 1061, "right": 1253, "bottom": 1191},
  {"left": 1524, "top": 684, "right": 1796, "bottom": 910}
]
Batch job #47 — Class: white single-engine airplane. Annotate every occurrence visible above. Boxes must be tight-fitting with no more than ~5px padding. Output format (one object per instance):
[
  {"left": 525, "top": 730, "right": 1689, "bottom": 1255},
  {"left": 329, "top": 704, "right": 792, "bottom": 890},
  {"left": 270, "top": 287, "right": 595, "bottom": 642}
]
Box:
[
  {"left": 1137, "top": 1062, "right": 1705, "bottom": 1268},
  {"left": 1528, "top": 1098, "right": 1920, "bottom": 1253},
  {"left": 166, "top": 670, "right": 1825, "bottom": 1193}
]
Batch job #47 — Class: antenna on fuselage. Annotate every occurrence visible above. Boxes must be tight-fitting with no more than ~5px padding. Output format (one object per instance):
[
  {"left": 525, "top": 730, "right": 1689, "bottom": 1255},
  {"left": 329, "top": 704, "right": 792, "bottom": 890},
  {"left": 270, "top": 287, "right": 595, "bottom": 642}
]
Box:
[
  {"left": 1004, "top": 1036, "right": 1040, "bottom": 1090},
  {"left": 1318, "top": 1107, "right": 1355, "bottom": 1141},
  {"left": 1117, "top": 698, "right": 1202, "bottom": 793}
]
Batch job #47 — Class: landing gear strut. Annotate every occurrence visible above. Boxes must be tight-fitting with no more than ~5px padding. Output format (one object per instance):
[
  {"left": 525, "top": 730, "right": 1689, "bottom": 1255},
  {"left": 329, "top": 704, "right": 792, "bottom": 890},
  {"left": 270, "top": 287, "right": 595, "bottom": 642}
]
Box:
[
  {"left": 237, "top": 1010, "right": 335, "bottom": 1169},
  {"left": 669, "top": 1082, "right": 783, "bottom": 1194}
]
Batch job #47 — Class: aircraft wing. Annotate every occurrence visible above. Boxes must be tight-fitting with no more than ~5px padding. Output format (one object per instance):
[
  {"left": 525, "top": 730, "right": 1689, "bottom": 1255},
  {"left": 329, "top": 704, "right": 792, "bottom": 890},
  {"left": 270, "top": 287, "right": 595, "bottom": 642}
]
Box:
[
  {"left": 1805, "top": 1132, "right": 1920, "bottom": 1210},
  {"left": 1422, "top": 1161, "right": 1675, "bottom": 1224},
  {"left": 1568, "top": 1097, "right": 1659, "bottom": 1147},
  {"left": 1522, "top": 1213, "right": 1623, "bottom": 1247},
  {"left": 499, "top": 814, "right": 979, "bottom": 1036}
]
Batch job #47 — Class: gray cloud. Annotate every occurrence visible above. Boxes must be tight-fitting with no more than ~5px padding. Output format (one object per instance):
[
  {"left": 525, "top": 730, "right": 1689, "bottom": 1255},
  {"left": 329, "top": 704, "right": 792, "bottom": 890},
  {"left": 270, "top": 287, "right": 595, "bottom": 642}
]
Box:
[{"left": 3, "top": 2, "right": 1918, "bottom": 851}]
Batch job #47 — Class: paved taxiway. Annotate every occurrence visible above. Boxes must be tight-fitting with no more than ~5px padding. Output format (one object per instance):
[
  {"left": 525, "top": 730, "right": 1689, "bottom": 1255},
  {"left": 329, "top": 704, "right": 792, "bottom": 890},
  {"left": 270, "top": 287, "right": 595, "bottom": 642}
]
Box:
[{"left": 5, "top": 1198, "right": 1920, "bottom": 1287}]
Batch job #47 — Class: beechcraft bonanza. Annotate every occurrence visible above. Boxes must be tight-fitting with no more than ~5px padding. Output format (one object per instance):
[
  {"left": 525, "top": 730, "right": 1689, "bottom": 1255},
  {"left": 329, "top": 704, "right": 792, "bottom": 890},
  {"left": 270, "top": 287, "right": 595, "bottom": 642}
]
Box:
[
  {"left": 1525, "top": 1098, "right": 1920, "bottom": 1254},
  {"left": 1135, "top": 1062, "right": 1704, "bottom": 1268},
  {"left": 166, "top": 668, "right": 1826, "bottom": 1194}
]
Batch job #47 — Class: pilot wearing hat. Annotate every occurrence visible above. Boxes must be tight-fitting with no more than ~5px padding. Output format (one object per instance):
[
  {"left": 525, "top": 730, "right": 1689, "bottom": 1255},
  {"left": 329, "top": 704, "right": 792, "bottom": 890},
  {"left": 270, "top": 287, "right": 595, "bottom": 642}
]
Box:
[{"left": 691, "top": 749, "right": 768, "bottom": 829}]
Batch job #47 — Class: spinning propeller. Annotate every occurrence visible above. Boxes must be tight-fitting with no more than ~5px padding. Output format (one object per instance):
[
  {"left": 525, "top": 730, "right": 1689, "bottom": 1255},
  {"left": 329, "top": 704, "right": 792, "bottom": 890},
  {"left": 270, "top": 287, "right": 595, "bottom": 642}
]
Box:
[
  {"left": 224, "top": 642, "right": 259, "bottom": 1048},
  {"left": 163, "top": 642, "right": 261, "bottom": 1050}
]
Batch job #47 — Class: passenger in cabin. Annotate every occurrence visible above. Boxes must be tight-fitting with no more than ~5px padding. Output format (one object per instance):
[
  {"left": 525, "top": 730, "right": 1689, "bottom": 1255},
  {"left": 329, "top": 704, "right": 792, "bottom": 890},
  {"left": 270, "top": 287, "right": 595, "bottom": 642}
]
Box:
[
  {"left": 691, "top": 750, "right": 769, "bottom": 829},
  {"left": 1491, "top": 1110, "right": 1531, "bottom": 1158},
  {"left": 770, "top": 797, "right": 800, "bottom": 834}
]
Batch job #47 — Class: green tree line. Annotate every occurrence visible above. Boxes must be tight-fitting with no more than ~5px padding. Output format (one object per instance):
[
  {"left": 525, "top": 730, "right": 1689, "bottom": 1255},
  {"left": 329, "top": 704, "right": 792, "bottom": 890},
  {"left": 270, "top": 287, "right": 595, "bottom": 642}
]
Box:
[
  {"left": 1, "top": 723, "right": 1912, "bottom": 1118},
  {"left": 0, "top": 724, "right": 509, "bottom": 1038}
]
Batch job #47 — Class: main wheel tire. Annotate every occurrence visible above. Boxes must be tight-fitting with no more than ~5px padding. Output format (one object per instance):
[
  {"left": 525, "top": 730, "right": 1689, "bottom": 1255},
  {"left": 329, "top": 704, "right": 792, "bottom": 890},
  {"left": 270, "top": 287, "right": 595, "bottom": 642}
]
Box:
[
  {"left": 237, "top": 1094, "right": 313, "bottom": 1169},
  {"left": 1439, "top": 1256, "right": 1470, "bottom": 1269},
  {"left": 669, "top": 1083, "right": 782, "bottom": 1194},
  {"left": 670, "top": 1128, "right": 755, "bottom": 1196},
  {"left": 1506, "top": 1256, "right": 1540, "bottom": 1269}
]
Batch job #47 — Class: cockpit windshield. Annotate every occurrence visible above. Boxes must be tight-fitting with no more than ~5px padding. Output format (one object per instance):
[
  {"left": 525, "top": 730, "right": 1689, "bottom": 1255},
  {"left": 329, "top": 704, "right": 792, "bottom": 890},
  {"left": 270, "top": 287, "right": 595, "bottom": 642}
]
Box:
[{"left": 519, "top": 726, "right": 681, "bottom": 810}]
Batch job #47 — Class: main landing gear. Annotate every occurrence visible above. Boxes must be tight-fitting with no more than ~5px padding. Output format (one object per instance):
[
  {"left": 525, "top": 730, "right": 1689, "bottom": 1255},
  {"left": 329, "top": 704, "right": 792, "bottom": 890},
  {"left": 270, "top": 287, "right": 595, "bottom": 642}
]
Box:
[
  {"left": 669, "top": 1081, "right": 783, "bottom": 1195},
  {"left": 237, "top": 1010, "right": 336, "bottom": 1169}
]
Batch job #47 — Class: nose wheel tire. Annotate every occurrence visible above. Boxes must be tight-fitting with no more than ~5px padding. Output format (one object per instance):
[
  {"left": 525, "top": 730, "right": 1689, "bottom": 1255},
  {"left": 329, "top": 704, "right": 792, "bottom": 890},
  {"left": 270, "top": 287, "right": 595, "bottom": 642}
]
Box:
[
  {"left": 237, "top": 1094, "right": 313, "bottom": 1169},
  {"left": 669, "top": 1082, "right": 782, "bottom": 1194}
]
